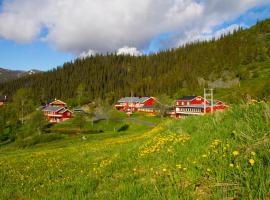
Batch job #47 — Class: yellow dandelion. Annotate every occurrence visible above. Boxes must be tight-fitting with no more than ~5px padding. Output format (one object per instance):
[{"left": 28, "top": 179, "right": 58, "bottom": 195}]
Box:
[
  {"left": 251, "top": 151, "right": 256, "bottom": 156},
  {"left": 162, "top": 168, "right": 167, "bottom": 172},
  {"left": 183, "top": 168, "right": 187, "bottom": 171},
  {"left": 232, "top": 151, "right": 239, "bottom": 156},
  {"left": 249, "top": 159, "right": 255, "bottom": 166},
  {"left": 176, "top": 164, "right": 182, "bottom": 169},
  {"left": 229, "top": 163, "right": 234, "bottom": 168},
  {"left": 206, "top": 168, "right": 211, "bottom": 172},
  {"left": 202, "top": 154, "right": 207, "bottom": 158}
]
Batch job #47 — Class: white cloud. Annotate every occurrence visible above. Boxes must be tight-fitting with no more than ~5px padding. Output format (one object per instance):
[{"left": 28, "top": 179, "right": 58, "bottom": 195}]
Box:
[
  {"left": 117, "top": 46, "right": 141, "bottom": 56},
  {"left": 79, "top": 49, "right": 96, "bottom": 58},
  {"left": 0, "top": 0, "right": 269, "bottom": 54}
]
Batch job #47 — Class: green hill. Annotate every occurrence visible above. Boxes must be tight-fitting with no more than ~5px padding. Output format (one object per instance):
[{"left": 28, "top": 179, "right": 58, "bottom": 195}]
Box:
[
  {"left": 0, "top": 102, "right": 269, "bottom": 199},
  {"left": 1, "top": 19, "right": 270, "bottom": 103}
]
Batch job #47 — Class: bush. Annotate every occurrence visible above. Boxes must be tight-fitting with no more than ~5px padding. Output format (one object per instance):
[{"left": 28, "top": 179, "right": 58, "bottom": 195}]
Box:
[{"left": 16, "top": 134, "right": 65, "bottom": 148}]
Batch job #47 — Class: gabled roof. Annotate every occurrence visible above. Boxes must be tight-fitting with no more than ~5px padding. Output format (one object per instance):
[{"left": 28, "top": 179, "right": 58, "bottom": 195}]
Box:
[
  {"left": 118, "top": 97, "right": 141, "bottom": 103},
  {"left": 58, "top": 108, "right": 72, "bottom": 114},
  {"left": 43, "top": 106, "right": 64, "bottom": 112},
  {"left": 177, "top": 96, "right": 198, "bottom": 101},
  {"left": 139, "top": 97, "right": 153, "bottom": 103},
  {"left": 48, "top": 99, "right": 66, "bottom": 105},
  {"left": 118, "top": 97, "right": 152, "bottom": 103}
]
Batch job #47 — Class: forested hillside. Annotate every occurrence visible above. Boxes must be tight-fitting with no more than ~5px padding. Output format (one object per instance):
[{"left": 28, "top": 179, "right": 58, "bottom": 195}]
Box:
[{"left": 1, "top": 19, "right": 270, "bottom": 104}]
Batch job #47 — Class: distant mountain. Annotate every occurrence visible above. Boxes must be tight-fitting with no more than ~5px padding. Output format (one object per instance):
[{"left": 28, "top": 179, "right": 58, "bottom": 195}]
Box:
[{"left": 0, "top": 68, "right": 42, "bottom": 83}]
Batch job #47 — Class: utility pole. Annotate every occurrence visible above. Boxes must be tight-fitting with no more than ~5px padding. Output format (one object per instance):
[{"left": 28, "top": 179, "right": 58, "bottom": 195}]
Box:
[{"left": 204, "top": 88, "right": 214, "bottom": 114}]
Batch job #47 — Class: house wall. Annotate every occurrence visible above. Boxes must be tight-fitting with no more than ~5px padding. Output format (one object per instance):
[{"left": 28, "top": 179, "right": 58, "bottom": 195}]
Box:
[
  {"left": 143, "top": 98, "right": 155, "bottom": 106},
  {"left": 176, "top": 96, "right": 209, "bottom": 106}
]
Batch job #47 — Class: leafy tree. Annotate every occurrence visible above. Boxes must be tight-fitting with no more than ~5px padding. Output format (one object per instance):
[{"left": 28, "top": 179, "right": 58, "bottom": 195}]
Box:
[
  {"left": 73, "top": 113, "right": 86, "bottom": 133},
  {"left": 28, "top": 110, "right": 47, "bottom": 135},
  {"left": 12, "top": 88, "right": 35, "bottom": 124},
  {"left": 108, "top": 109, "right": 121, "bottom": 132}
]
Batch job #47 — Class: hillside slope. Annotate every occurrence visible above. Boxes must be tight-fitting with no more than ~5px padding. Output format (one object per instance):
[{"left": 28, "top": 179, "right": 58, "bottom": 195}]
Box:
[
  {"left": 0, "top": 19, "right": 270, "bottom": 103},
  {"left": 0, "top": 102, "right": 269, "bottom": 199},
  {"left": 0, "top": 68, "right": 23, "bottom": 83},
  {"left": 0, "top": 68, "right": 42, "bottom": 83}
]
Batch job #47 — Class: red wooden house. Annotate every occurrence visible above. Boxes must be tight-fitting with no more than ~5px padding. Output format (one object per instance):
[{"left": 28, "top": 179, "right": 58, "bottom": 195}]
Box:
[
  {"left": 115, "top": 97, "right": 156, "bottom": 113},
  {"left": 175, "top": 96, "right": 228, "bottom": 118},
  {"left": 42, "top": 99, "right": 72, "bottom": 123}
]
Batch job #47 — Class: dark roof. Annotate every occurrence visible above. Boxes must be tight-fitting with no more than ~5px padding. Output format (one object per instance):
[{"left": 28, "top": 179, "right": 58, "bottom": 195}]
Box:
[
  {"left": 0, "top": 96, "right": 8, "bottom": 102},
  {"left": 73, "top": 109, "right": 88, "bottom": 114},
  {"left": 58, "top": 109, "right": 72, "bottom": 114},
  {"left": 43, "top": 106, "right": 64, "bottom": 112},
  {"left": 177, "top": 96, "right": 198, "bottom": 101}
]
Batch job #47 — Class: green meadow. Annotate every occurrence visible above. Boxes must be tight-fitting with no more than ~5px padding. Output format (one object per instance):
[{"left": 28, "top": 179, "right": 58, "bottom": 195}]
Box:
[{"left": 0, "top": 102, "right": 270, "bottom": 199}]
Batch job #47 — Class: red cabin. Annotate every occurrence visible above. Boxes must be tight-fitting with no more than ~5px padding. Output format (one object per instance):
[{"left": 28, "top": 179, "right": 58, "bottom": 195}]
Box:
[{"left": 42, "top": 99, "right": 72, "bottom": 123}]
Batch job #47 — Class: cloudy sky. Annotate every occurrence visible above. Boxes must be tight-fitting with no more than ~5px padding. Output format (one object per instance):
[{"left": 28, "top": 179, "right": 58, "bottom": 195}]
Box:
[{"left": 0, "top": 0, "right": 270, "bottom": 71}]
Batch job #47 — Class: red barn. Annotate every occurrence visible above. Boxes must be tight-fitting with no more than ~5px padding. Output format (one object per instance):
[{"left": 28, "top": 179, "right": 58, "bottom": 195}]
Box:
[
  {"left": 176, "top": 96, "right": 209, "bottom": 106},
  {"left": 115, "top": 97, "right": 156, "bottom": 113},
  {"left": 175, "top": 96, "right": 228, "bottom": 118}
]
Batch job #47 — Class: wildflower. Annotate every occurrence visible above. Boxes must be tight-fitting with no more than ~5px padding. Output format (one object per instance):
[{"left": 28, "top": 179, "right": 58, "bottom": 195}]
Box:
[
  {"left": 202, "top": 154, "right": 207, "bottom": 158},
  {"left": 176, "top": 164, "right": 182, "bottom": 169},
  {"left": 251, "top": 151, "right": 256, "bottom": 156},
  {"left": 162, "top": 168, "right": 167, "bottom": 172},
  {"left": 229, "top": 163, "right": 234, "bottom": 168},
  {"left": 183, "top": 168, "right": 187, "bottom": 171},
  {"left": 206, "top": 168, "right": 211, "bottom": 172},
  {"left": 249, "top": 159, "right": 255, "bottom": 166},
  {"left": 232, "top": 151, "right": 239, "bottom": 157}
]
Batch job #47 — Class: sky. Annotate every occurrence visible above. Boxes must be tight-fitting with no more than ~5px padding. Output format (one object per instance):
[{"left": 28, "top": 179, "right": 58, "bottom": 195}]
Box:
[{"left": 0, "top": 0, "right": 270, "bottom": 71}]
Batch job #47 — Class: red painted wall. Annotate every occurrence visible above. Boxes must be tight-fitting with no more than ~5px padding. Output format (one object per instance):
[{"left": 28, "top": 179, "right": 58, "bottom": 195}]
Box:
[
  {"left": 176, "top": 96, "right": 207, "bottom": 106},
  {"left": 143, "top": 97, "right": 155, "bottom": 106}
]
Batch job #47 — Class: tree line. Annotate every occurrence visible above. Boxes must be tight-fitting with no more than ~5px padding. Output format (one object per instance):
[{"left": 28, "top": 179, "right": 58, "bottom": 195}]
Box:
[{"left": 1, "top": 19, "right": 270, "bottom": 105}]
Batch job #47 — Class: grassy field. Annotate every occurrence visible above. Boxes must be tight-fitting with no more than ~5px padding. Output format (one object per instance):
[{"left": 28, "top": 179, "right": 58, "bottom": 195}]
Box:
[{"left": 0, "top": 103, "right": 269, "bottom": 199}]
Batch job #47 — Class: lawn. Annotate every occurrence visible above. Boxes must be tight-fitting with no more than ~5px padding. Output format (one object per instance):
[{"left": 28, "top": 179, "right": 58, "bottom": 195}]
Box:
[{"left": 0, "top": 102, "right": 269, "bottom": 199}]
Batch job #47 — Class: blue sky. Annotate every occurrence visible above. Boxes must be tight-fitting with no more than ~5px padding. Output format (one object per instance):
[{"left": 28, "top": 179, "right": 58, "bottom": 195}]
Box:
[{"left": 0, "top": 1, "right": 270, "bottom": 71}]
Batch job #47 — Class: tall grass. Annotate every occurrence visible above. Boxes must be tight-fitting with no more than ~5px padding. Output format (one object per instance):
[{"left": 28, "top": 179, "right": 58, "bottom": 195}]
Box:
[{"left": 0, "top": 102, "right": 269, "bottom": 199}]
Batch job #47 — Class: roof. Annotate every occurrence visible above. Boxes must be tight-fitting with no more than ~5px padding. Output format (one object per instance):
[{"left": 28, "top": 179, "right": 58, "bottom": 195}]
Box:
[
  {"left": 58, "top": 109, "right": 72, "bottom": 114},
  {"left": 177, "top": 96, "right": 198, "bottom": 101},
  {"left": 118, "top": 97, "right": 152, "bottom": 103},
  {"left": 48, "top": 99, "right": 66, "bottom": 105},
  {"left": 73, "top": 109, "right": 88, "bottom": 114},
  {"left": 139, "top": 97, "right": 153, "bottom": 103},
  {"left": 43, "top": 106, "right": 64, "bottom": 112}
]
